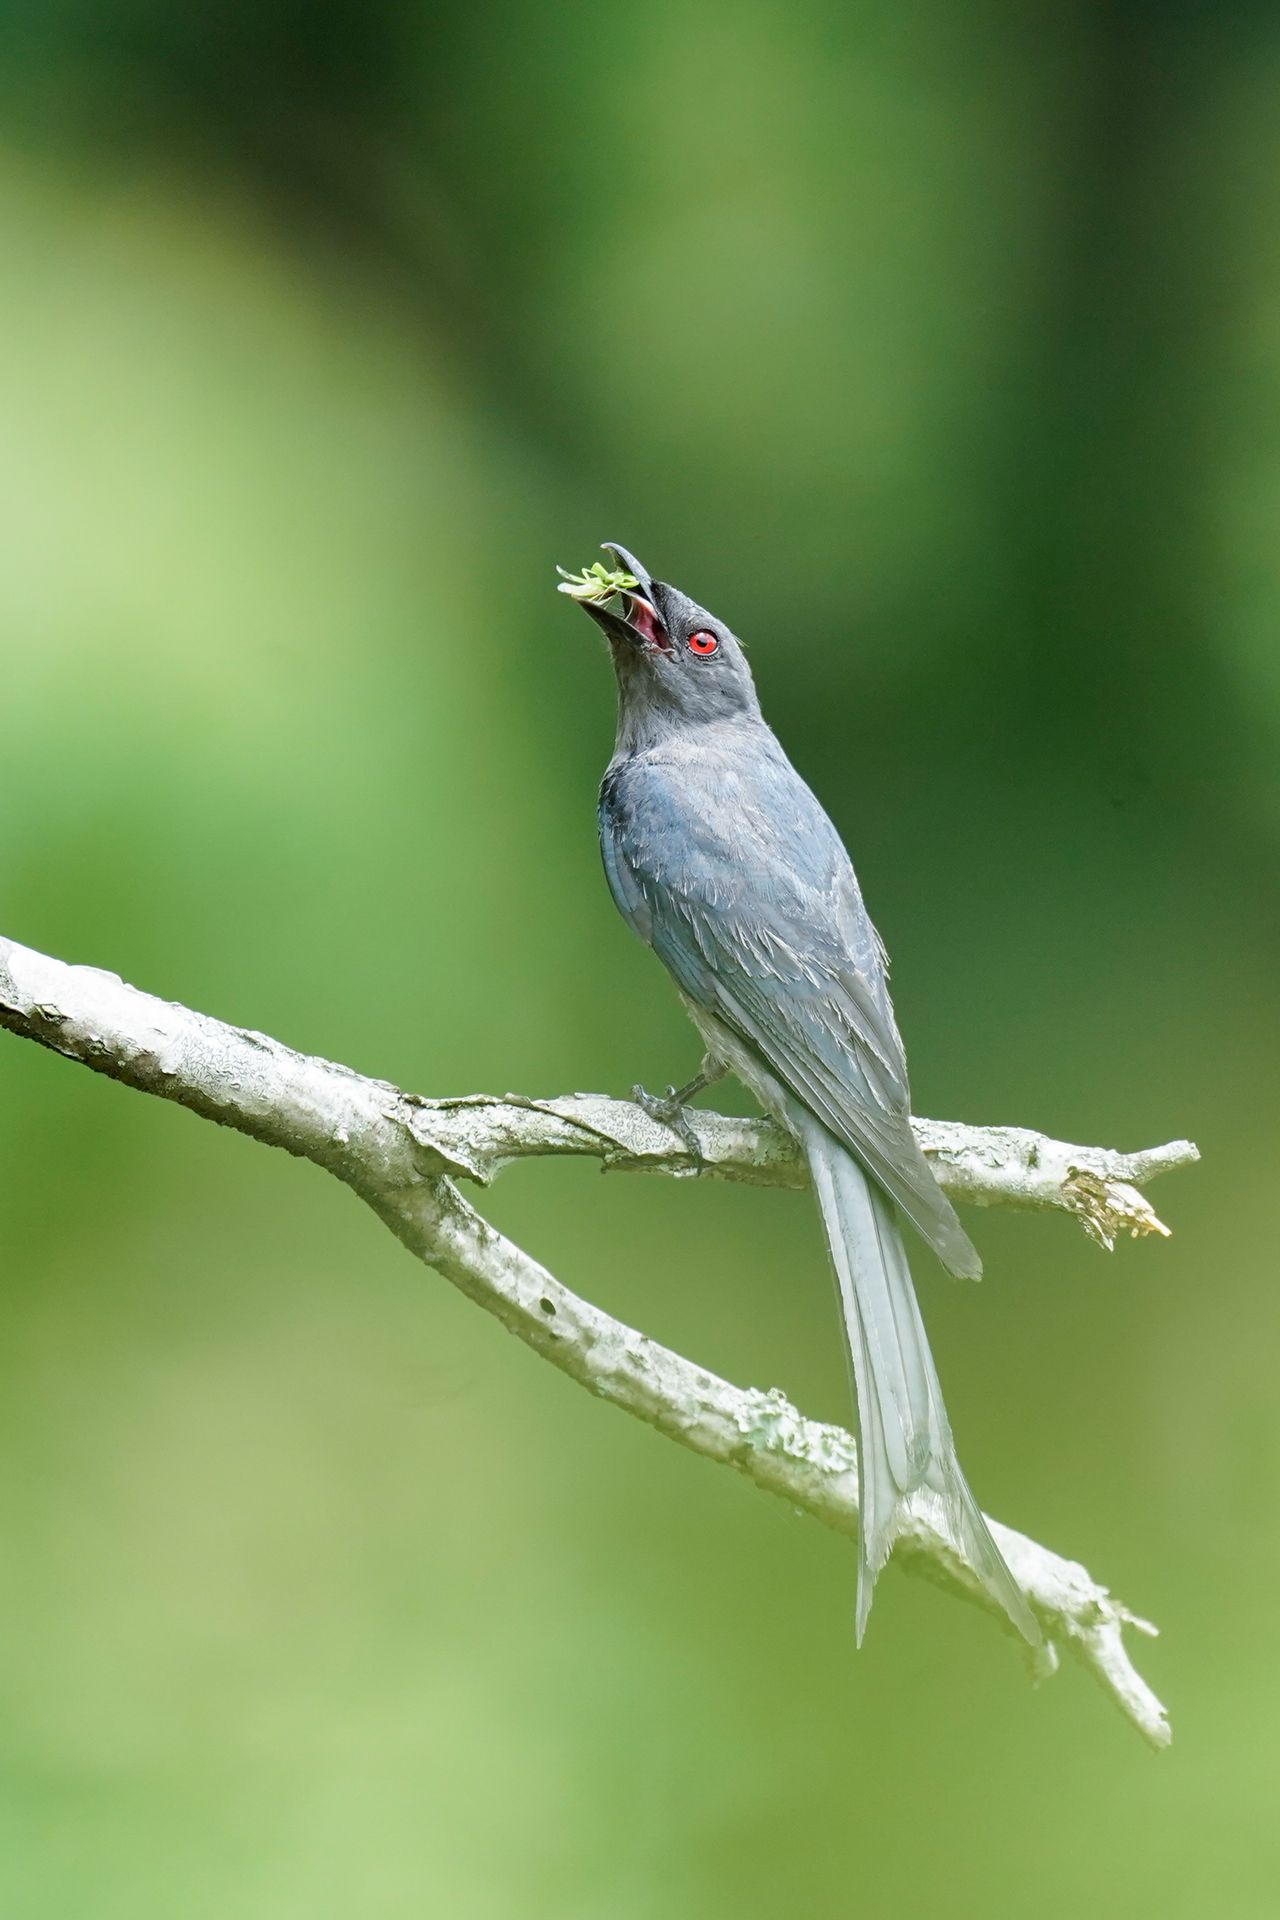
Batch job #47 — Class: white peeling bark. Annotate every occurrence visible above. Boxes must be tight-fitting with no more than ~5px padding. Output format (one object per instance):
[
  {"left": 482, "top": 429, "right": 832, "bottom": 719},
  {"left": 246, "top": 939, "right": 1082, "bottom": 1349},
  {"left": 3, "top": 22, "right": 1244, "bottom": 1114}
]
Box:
[{"left": 0, "top": 933, "right": 1193, "bottom": 1748}]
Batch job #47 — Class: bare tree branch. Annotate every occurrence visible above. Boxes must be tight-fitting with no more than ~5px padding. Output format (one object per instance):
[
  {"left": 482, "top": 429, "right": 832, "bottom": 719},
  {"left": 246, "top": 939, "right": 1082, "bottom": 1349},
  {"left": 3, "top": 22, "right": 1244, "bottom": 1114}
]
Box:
[
  {"left": 0, "top": 933, "right": 1194, "bottom": 1748},
  {"left": 403, "top": 1092, "right": 1195, "bottom": 1248}
]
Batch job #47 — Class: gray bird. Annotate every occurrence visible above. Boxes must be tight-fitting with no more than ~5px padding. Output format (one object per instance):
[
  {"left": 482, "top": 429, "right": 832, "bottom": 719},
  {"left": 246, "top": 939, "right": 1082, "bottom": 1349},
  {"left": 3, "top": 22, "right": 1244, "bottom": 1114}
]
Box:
[{"left": 563, "top": 542, "right": 1039, "bottom": 1646}]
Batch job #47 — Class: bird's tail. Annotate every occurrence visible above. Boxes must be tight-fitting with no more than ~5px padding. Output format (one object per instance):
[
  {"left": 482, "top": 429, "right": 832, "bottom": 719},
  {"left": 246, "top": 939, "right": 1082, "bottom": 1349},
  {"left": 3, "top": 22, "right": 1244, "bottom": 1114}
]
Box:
[{"left": 800, "top": 1114, "right": 1040, "bottom": 1647}]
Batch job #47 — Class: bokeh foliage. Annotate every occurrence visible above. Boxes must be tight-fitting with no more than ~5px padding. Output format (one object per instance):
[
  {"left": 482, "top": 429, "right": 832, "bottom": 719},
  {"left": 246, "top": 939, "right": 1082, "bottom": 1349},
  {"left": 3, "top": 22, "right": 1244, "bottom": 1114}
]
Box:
[{"left": 1, "top": 2, "right": 1278, "bottom": 1913}]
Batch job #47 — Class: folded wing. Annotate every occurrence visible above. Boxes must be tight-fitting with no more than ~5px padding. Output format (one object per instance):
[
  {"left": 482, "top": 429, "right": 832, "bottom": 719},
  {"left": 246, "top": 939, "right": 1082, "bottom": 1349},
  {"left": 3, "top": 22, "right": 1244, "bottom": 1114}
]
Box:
[{"left": 600, "top": 749, "right": 981, "bottom": 1279}]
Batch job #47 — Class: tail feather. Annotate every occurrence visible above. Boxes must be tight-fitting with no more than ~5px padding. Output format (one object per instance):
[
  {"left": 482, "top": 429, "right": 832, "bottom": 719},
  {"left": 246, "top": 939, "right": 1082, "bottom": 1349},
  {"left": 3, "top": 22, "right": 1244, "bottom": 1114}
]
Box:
[{"left": 802, "top": 1113, "right": 1040, "bottom": 1647}]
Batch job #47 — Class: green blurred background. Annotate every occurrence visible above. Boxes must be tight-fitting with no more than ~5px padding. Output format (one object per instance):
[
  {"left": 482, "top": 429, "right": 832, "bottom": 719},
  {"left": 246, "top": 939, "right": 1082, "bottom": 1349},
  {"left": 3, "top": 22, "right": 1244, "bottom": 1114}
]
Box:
[{"left": 0, "top": 2, "right": 1277, "bottom": 1912}]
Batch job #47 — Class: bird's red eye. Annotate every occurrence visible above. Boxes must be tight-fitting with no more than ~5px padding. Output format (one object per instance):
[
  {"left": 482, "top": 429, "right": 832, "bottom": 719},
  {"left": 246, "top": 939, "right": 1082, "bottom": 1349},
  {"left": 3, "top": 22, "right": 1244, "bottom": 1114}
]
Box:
[{"left": 688, "top": 630, "right": 719, "bottom": 655}]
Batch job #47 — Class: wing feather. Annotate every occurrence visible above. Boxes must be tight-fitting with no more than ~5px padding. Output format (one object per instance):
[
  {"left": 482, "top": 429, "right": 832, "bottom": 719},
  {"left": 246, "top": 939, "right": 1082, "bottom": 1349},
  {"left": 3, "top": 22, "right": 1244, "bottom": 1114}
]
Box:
[{"left": 600, "top": 744, "right": 980, "bottom": 1278}]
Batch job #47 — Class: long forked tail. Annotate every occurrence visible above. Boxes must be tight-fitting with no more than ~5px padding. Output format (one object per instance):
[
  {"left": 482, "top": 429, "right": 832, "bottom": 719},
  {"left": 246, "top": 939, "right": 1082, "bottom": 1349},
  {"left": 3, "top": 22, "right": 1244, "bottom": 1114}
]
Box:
[{"left": 800, "top": 1114, "right": 1040, "bottom": 1647}]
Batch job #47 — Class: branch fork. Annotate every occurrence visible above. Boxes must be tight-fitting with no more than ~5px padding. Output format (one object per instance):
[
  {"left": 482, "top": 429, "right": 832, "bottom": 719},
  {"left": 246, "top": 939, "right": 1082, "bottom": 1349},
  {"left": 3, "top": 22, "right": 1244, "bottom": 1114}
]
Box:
[{"left": 0, "top": 934, "right": 1196, "bottom": 1748}]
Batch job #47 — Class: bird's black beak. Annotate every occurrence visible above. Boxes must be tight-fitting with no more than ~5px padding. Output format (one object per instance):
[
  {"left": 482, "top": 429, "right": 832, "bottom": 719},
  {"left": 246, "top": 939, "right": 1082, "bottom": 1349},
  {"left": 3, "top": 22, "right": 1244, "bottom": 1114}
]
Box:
[
  {"left": 578, "top": 542, "right": 672, "bottom": 654},
  {"left": 600, "top": 543, "right": 654, "bottom": 601}
]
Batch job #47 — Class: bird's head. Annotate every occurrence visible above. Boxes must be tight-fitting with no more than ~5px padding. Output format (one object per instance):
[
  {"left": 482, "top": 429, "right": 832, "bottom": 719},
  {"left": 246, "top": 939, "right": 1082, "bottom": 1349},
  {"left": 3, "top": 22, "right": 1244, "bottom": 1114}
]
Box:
[{"left": 558, "top": 543, "right": 760, "bottom": 745}]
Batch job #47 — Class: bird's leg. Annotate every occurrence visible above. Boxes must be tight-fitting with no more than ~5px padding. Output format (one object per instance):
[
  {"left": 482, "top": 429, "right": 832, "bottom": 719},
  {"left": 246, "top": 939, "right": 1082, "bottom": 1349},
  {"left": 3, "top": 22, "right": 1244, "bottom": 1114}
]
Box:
[{"left": 630, "top": 1057, "right": 726, "bottom": 1161}]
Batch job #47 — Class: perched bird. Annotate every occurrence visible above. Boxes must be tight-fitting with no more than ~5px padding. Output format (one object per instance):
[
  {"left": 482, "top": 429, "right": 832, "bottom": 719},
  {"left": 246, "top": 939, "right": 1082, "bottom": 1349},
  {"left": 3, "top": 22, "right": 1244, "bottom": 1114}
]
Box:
[{"left": 561, "top": 543, "right": 1039, "bottom": 1645}]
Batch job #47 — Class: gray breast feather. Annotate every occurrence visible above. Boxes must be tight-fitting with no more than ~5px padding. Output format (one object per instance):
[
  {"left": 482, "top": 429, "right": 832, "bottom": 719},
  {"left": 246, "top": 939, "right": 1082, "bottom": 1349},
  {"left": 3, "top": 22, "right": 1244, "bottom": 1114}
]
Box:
[{"left": 599, "top": 728, "right": 980, "bottom": 1278}]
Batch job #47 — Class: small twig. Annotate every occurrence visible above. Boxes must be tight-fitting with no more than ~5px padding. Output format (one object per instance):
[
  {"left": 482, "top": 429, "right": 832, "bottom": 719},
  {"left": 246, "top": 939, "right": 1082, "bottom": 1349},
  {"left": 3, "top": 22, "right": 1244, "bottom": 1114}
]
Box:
[{"left": 404, "top": 1093, "right": 1196, "bottom": 1247}]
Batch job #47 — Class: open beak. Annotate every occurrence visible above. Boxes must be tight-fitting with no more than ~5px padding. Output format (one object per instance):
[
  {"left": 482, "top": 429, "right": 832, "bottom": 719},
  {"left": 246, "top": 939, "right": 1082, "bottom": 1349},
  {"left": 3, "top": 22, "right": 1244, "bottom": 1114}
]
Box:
[{"left": 578, "top": 542, "right": 672, "bottom": 653}]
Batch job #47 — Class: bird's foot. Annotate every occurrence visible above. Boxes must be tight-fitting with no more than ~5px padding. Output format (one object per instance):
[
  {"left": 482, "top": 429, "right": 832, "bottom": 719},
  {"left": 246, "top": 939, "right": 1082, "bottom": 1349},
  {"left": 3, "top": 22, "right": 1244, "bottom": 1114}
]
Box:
[{"left": 631, "top": 1083, "right": 706, "bottom": 1163}]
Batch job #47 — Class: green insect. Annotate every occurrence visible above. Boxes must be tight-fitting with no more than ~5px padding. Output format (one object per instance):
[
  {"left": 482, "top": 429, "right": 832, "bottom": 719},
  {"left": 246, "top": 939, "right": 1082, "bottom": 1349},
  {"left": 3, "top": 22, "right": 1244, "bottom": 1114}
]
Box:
[{"left": 555, "top": 560, "right": 640, "bottom": 604}]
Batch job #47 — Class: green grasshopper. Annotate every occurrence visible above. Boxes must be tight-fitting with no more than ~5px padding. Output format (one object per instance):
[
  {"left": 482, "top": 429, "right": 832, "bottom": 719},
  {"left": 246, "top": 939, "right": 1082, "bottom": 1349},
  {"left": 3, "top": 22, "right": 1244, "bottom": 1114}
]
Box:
[{"left": 555, "top": 560, "right": 640, "bottom": 604}]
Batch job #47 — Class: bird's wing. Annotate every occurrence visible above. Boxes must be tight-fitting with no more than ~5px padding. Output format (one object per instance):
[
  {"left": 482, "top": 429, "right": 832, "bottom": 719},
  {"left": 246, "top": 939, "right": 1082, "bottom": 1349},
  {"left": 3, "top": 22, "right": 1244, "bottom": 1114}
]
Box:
[{"left": 601, "top": 750, "right": 980, "bottom": 1278}]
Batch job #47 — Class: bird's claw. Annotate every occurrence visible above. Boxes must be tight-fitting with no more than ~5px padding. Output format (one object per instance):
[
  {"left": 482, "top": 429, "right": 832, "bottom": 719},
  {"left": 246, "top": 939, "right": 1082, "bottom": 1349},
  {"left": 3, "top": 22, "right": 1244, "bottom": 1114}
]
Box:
[{"left": 631, "top": 1083, "right": 705, "bottom": 1164}]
